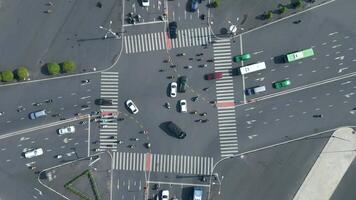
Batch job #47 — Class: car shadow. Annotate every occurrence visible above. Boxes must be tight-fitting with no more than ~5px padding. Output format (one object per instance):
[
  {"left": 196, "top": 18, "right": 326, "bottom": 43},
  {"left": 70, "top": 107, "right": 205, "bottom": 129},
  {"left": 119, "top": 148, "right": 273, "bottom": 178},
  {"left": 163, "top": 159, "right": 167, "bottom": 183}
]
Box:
[
  {"left": 159, "top": 121, "right": 175, "bottom": 138},
  {"left": 273, "top": 55, "right": 286, "bottom": 64}
]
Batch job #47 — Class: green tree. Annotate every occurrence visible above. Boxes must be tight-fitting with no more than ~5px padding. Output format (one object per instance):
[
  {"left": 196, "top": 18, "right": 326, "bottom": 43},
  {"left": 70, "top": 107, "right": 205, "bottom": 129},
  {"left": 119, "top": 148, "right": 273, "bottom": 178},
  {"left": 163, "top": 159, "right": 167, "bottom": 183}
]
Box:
[
  {"left": 62, "top": 60, "right": 76, "bottom": 73},
  {"left": 212, "top": 0, "right": 220, "bottom": 8},
  {"left": 279, "top": 5, "right": 287, "bottom": 14},
  {"left": 266, "top": 11, "right": 273, "bottom": 20},
  {"left": 0, "top": 72, "right": 2, "bottom": 82},
  {"left": 293, "top": 0, "right": 302, "bottom": 8},
  {"left": 16, "top": 66, "right": 29, "bottom": 80},
  {"left": 47, "top": 63, "right": 60, "bottom": 75},
  {"left": 1, "top": 70, "right": 14, "bottom": 82}
]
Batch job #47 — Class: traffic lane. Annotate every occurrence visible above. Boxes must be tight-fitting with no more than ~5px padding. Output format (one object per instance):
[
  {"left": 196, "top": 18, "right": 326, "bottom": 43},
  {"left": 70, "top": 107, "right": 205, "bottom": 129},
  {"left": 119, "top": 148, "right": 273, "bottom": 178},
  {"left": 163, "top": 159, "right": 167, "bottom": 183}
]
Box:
[
  {"left": 213, "top": 135, "right": 330, "bottom": 200},
  {"left": 117, "top": 51, "right": 219, "bottom": 157},
  {"left": 0, "top": 74, "right": 100, "bottom": 133},
  {"left": 167, "top": 0, "right": 208, "bottom": 28},
  {"left": 113, "top": 171, "right": 146, "bottom": 200},
  {"left": 0, "top": 121, "right": 89, "bottom": 174},
  {"left": 236, "top": 75, "right": 356, "bottom": 152},
  {"left": 124, "top": 0, "right": 164, "bottom": 24}
]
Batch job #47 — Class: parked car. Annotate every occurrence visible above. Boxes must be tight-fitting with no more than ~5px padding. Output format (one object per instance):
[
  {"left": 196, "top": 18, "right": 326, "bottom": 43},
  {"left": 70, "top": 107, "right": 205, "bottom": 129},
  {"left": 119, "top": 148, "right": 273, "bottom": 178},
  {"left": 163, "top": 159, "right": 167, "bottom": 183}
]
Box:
[
  {"left": 142, "top": 0, "right": 149, "bottom": 6},
  {"left": 178, "top": 76, "right": 187, "bottom": 92},
  {"left": 125, "top": 99, "right": 139, "bottom": 114},
  {"left": 205, "top": 72, "right": 223, "bottom": 80},
  {"left": 29, "top": 110, "right": 47, "bottom": 120},
  {"left": 161, "top": 190, "right": 170, "bottom": 200},
  {"left": 95, "top": 98, "right": 113, "bottom": 106},
  {"left": 179, "top": 99, "right": 187, "bottom": 113},
  {"left": 24, "top": 148, "right": 44, "bottom": 158},
  {"left": 233, "top": 53, "right": 251, "bottom": 62},
  {"left": 169, "top": 21, "right": 178, "bottom": 39},
  {"left": 167, "top": 121, "right": 187, "bottom": 139},
  {"left": 191, "top": 0, "right": 198, "bottom": 12},
  {"left": 272, "top": 79, "right": 291, "bottom": 89},
  {"left": 170, "top": 82, "right": 177, "bottom": 97},
  {"left": 58, "top": 126, "right": 75, "bottom": 135}
]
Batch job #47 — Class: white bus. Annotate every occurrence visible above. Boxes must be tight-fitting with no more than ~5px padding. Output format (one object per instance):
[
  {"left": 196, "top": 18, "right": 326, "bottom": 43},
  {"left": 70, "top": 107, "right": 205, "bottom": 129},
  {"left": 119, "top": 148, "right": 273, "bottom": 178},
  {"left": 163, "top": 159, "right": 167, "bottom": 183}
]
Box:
[{"left": 239, "top": 62, "right": 266, "bottom": 75}]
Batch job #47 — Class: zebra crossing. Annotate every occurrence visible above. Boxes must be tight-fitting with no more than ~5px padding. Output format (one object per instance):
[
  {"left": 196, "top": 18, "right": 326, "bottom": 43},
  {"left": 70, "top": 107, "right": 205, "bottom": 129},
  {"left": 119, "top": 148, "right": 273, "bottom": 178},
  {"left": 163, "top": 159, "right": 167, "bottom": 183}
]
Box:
[
  {"left": 124, "top": 26, "right": 211, "bottom": 54},
  {"left": 213, "top": 39, "right": 239, "bottom": 158},
  {"left": 99, "top": 72, "right": 119, "bottom": 150},
  {"left": 113, "top": 152, "right": 214, "bottom": 175}
]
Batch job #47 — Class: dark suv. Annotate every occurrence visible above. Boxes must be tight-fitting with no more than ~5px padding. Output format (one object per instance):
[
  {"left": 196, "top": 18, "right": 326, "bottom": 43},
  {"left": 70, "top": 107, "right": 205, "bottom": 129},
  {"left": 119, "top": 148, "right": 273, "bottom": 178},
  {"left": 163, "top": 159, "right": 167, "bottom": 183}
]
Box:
[
  {"left": 95, "top": 99, "right": 113, "bottom": 106},
  {"left": 167, "top": 121, "right": 187, "bottom": 139},
  {"left": 178, "top": 76, "right": 187, "bottom": 92},
  {"left": 169, "top": 21, "right": 177, "bottom": 39}
]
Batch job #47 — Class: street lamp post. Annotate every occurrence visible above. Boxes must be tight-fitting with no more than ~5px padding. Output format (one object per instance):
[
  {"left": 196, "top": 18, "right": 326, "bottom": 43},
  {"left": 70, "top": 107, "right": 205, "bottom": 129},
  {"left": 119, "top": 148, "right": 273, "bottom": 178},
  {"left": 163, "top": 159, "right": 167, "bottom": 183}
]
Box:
[{"left": 99, "top": 20, "right": 120, "bottom": 39}]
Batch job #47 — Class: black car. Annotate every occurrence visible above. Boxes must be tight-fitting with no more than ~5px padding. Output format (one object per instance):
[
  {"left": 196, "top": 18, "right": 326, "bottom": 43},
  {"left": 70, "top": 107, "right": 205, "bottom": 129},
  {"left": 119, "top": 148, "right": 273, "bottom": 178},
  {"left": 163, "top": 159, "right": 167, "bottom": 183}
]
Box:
[
  {"left": 178, "top": 76, "right": 187, "bottom": 92},
  {"left": 95, "top": 99, "right": 113, "bottom": 106},
  {"left": 167, "top": 121, "right": 187, "bottom": 139},
  {"left": 169, "top": 21, "right": 177, "bottom": 39}
]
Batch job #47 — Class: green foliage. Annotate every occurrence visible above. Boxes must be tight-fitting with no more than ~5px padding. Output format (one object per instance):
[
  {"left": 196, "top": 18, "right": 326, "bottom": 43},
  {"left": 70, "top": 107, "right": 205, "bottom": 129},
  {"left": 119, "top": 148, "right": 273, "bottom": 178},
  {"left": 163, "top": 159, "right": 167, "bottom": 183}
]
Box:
[
  {"left": 62, "top": 60, "right": 76, "bottom": 73},
  {"left": 47, "top": 63, "right": 60, "bottom": 75},
  {"left": 212, "top": 0, "right": 220, "bottom": 8},
  {"left": 293, "top": 0, "right": 302, "bottom": 8},
  {"left": 0, "top": 72, "right": 2, "bottom": 82},
  {"left": 279, "top": 6, "right": 287, "bottom": 14},
  {"left": 266, "top": 11, "right": 273, "bottom": 20},
  {"left": 16, "top": 66, "right": 29, "bottom": 80},
  {"left": 1, "top": 70, "right": 14, "bottom": 82}
]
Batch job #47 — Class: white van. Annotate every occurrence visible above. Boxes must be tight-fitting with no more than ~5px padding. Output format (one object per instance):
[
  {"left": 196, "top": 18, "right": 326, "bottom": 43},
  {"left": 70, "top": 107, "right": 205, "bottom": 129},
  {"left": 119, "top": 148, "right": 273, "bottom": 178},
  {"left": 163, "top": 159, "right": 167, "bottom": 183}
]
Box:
[
  {"left": 29, "top": 110, "right": 47, "bottom": 120},
  {"left": 58, "top": 126, "right": 75, "bottom": 135},
  {"left": 24, "top": 148, "right": 44, "bottom": 158},
  {"left": 245, "top": 86, "right": 266, "bottom": 95}
]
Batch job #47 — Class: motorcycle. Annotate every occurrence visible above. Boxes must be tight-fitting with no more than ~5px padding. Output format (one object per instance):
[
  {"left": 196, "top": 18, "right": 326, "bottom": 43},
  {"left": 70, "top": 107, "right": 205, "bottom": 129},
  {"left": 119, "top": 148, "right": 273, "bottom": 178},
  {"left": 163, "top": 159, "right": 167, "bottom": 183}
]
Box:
[{"left": 165, "top": 102, "right": 171, "bottom": 109}]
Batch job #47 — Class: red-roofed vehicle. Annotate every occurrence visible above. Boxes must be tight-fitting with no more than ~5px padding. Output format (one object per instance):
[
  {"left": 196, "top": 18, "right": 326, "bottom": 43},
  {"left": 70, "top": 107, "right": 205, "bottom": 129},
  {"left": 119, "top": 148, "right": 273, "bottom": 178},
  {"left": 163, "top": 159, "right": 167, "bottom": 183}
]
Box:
[{"left": 205, "top": 72, "right": 223, "bottom": 80}]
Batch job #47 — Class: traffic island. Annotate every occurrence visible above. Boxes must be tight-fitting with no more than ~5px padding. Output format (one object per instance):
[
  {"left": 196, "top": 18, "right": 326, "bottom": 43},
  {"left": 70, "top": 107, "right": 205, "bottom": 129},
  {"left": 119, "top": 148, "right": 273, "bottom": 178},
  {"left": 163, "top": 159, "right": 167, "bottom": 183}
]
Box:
[{"left": 38, "top": 152, "right": 112, "bottom": 200}]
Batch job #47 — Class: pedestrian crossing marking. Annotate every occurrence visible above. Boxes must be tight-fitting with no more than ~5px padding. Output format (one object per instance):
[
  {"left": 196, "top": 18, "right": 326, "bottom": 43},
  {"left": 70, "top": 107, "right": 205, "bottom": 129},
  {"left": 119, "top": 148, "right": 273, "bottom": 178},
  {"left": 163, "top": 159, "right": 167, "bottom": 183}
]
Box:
[
  {"left": 113, "top": 152, "right": 214, "bottom": 175},
  {"left": 124, "top": 27, "right": 211, "bottom": 53}
]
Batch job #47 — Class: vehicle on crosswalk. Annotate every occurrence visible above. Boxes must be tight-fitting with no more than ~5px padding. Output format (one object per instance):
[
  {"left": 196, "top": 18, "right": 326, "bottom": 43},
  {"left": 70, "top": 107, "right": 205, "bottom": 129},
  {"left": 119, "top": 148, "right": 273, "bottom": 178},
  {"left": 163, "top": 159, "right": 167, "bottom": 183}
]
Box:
[
  {"left": 24, "top": 148, "right": 44, "bottom": 158},
  {"left": 125, "top": 99, "right": 139, "bottom": 114},
  {"left": 58, "top": 126, "right": 75, "bottom": 135},
  {"left": 205, "top": 72, "right": 223, "bottom": 80},
  {"left": 233, "top": 53, "right": 251, "bottom": 62},
  {"left": 95, "top": 98, "right": 113, "bottom": 106},
  {"left": 272, "top": 79, "right": 291, "bottom": 89},
  {"left": 161, "top": 190, "right": 169, "bottom": 200},
  {"left": 170, "top": 82, "right": 177, "bottom": 97},
  {"left": 168, "top": 21, "right": 178, "bottom": 39},
  {"left": 179, "top": 99, "right": 187, "bottom": 113}
]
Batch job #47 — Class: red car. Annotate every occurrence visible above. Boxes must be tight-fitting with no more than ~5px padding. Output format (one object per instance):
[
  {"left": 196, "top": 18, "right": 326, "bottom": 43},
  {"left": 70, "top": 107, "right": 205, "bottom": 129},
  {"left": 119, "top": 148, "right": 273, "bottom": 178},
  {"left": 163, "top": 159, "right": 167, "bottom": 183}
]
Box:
[{"left": 205, "top": 72, "right": 223, "bottom": 80}]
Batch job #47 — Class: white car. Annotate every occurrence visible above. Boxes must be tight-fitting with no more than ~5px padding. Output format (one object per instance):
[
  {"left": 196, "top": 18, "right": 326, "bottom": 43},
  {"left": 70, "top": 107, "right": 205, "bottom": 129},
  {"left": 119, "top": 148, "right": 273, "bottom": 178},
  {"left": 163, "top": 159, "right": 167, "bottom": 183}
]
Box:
[
  {"left": 58, "top": 126, "right": 75, "bottom": 135},
  {"left": 126, "top": 99, "right": 139, "bottom": 114},
  {"left": 170, "top": 82, "right": 177, "bottom": 97},
  {"left": 24, "top": 148, "right": 44, "bottom": 158},
  {"left": 179, "top": 99, "right": 187, "bottom": 113},
  {"left": 142, "top": 0, "right": 149, "bottom": 7},
  {"left": 161, "top": 190, "right": 169, "bottom": 200}
]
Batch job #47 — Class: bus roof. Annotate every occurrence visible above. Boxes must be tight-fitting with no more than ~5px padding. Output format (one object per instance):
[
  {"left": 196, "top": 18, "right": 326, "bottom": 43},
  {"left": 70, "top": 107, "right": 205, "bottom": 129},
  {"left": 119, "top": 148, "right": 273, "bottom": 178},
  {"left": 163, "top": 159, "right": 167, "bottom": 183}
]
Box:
[{"left": 286, "top": 48, "right": 314, "bottom": 62}]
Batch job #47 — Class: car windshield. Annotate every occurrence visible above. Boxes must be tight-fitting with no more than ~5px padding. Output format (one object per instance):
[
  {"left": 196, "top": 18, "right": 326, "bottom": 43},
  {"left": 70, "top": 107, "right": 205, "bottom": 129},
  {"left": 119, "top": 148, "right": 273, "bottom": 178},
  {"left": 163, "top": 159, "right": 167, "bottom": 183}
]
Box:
[
  {"left": 163, "top": 195, "right": 168, "bottom": 198},
  {"left": 181, "top": 102, "right": 186, "bottom": 105}
]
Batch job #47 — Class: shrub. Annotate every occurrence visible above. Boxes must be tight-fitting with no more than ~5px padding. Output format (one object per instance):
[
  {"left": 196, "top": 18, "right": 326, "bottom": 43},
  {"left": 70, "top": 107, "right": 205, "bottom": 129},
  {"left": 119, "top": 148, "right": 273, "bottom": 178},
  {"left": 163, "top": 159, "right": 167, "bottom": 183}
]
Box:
[
  {"left": 293, "top": 0, "right": 302, "bottom": 8},
  {"left": 266, "top": 11, "right": 273, "bottom": 20},
  {"left": 16, "top": 66, "right": 29, "bottom": 80},
  {"left": 62, "top": 60, "right": 76, "bottom": 73},
  {"left": 212, "top": 0, "right": 220, "bottom": 8},
  {"left": 1, "top": 70, "right": 14, "bottom": 82},
  {"left": 279, "top": 6, "right": 287, "bottom": 14},
  {"left": 47, "top": 63, "right": 60, "bottom": 75}
]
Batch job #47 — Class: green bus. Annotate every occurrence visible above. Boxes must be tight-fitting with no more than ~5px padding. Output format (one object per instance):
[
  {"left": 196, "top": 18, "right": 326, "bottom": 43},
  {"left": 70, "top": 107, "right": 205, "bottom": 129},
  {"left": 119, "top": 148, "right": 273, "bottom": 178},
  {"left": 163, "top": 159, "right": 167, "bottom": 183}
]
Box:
[{"left": 285, "top": 48, "right": 314, "bottom": 63}]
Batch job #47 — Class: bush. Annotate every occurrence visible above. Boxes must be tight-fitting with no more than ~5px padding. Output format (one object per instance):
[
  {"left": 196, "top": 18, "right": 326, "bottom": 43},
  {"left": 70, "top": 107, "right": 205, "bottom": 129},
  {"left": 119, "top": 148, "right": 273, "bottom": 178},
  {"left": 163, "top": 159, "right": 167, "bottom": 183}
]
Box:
[
  {"left": 1, "top": 70, "right": 14, "bottom": 82},
  {"left": 47, "top": 63, "right": 60, "bottom": 75},
  {"left": 16, "top": 66, "right": 29, "bottom": 80},
  {"left": 266, "top": 11, "right": 273, "bottom": 20},
  {"left": 62, "top": 60, "right": 76, "bottom": 73},
  {"left": 293, "top": 0, "right": 302, "bottom": 8},
  {"left": 212, "top": 0, "right": 220, "bottom": 8},
  {"left": 279, "top": 6, "right": 287, "bottom": 14},
  {"left": 0, "top": 73, "right": 2, "bottom": 82}
]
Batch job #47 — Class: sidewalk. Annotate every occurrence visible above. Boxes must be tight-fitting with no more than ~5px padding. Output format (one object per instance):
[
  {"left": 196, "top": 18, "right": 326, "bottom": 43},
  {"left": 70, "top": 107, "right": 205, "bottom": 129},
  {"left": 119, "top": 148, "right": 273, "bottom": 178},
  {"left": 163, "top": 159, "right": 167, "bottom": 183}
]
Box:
[{"left": 293, "top": 127, "right": 356, "bottom": 200}]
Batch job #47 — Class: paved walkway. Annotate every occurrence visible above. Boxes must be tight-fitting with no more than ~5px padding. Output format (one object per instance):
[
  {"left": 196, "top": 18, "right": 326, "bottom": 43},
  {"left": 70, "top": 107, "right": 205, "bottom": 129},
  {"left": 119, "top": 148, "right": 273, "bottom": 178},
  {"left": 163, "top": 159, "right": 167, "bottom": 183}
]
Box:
[{"left": 293, "top": 127, "right": 356, "bottom": 200}]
